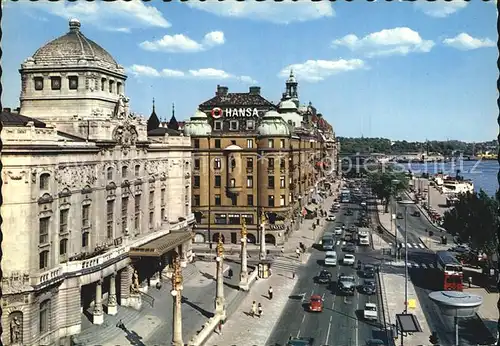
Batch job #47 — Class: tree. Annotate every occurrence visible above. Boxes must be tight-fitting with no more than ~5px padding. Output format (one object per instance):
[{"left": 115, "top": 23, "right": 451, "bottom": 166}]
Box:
[
  {"left": 442, "top": 189, "right": 499, "bottom": 261},
  {"left": 367, "top": 169, "right": 409, "bottom": 212}
]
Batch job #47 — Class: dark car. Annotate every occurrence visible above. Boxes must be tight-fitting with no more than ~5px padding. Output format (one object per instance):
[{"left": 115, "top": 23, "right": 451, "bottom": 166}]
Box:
[
  {"left": 317, "top": 270, "right": 332, "bottom": 284},
  {"left": 363, "top": 264, "right": 376, "bottom": 278},
  {"left": 362, "top": 279, "right": 377, "bottom": 295},
  {"left": 346, "top": 210, "right": 353, "bottom": 216},
  {"left": 366, "top": 339, "right": 386, "bottom": 346},
  {"left": 338, "top": 274, "right": 356, "bottom": 295},
  {"left": 343, "top": 242, "right": 356, "bottom": 253},
  {"left": 287, "top": 336, "right": 314, "bottom": 346},
  {"left": 412, "top": 211, "right": 421, "bottom": 217}
]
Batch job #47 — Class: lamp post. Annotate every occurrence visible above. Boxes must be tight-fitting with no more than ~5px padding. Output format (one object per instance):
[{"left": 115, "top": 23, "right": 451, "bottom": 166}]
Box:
[
  {"left": 398, "top": 199, "right": 415, "bottom": 315},
  {"left": 239, "top": 219, "right": 249, "bottom": 290},
  {"left": 171, "top": 253, "right": 184, "bottom": 346},
  {"left": 215, "top": 235, "right": 226, "bottom": 318},
  {"left": 391, "top": 179, "right": 400, "bottom": 259},
  {"left": 259, "top": 214, "right": 267, "bottom": 260}
]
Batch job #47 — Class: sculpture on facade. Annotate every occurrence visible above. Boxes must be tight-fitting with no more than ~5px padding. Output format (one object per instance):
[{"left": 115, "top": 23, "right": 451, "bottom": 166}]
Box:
[
  {"left": 115, "top": 94, "right": 131, "bottom": 119},
  {"left": 131, "top": 270, "right": 140, "bottom": 293},
  {"left": 10, "top": 315, "right": 22, "bottom": 344}
]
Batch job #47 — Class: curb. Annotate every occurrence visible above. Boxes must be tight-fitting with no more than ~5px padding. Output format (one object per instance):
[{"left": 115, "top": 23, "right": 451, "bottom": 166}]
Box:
[{"left": 403, "top": 190, "right": 446, "bottom": 233}]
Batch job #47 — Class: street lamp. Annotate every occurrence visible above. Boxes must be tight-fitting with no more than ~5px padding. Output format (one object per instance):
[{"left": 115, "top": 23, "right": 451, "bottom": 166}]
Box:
[
  {"left": 215, "top": 235, "right": 226, "bottom": 318},
  {"left": 391, "top": 179, "right": 400, "bottom": 258},
  {"left": 398, "top": 199, "right": 415, "bottom": 315},
  {"left": 259, "top": 214, "right": 267, "bottom": 260},
  {"left": 170, "top": 253, "right": 184, "bottom": 346},
  {"left": 239, "top": 219, "right": 249, "bottom": 291}
]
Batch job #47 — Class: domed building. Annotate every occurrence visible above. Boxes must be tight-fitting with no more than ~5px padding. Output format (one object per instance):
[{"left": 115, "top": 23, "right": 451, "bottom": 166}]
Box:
[{"left": 1, "top": 19, "right": 195, "bottom": 346}]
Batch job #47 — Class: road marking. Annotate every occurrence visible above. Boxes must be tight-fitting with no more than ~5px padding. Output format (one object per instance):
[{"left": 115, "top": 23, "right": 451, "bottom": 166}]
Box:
[
  {"left": 322, "top": 293, "right": 325, "bottom": 300},
  {"left": 355, "top": 298, "right": 359, "bottom": 346},
  {"left": 310, "top": 289, "right": 314, "bottom": 296},
  {"left": 419, "top": 244, "right": 425, "bottom": 249},
  {"left": 325, "top": 316, "right": 332, "bottom": 345},
  {"left": 296, "top": 315, "right": 306, "bottom": 338},
  {"left": 336, "top": 241, "right": 340, "bottom": 246}
]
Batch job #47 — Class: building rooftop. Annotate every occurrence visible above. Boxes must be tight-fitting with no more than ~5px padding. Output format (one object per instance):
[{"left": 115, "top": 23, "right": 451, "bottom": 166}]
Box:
[
  {"left": 1, "top": 109, "right": 46, "bottom": 128},
  {"left": 199, "top": 85, "right": 276, "bottom": 108}
]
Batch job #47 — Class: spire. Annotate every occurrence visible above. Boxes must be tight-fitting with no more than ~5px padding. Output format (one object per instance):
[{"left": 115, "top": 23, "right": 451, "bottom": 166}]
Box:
[
  {"left": 147, "top": 98, "right": 160, "bottom": 132},
  {"left": 290, "top": 69, "right": 294, "bottom": 78},
  {"left": 167, "top": 102, "right": 179, "bottom": 130}
]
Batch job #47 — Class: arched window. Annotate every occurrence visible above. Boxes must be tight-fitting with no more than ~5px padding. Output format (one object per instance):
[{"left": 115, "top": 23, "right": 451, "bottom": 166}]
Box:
[
  {"left": 101, "top": 78, "right": 106, "bottom": 91},
  {"left": 59, "top": 238, "right": 68, "bottom": 256},
  {"left": 135, "top": 164, "right": 140, "bottom": 177},
  {"left": 39, "top": 300, "right": 50, "bottom": 333},
  {"left": 39, "top": 250, "right": 49, "bottom": 270},
  {"left": 40, "top": 173, "right": 50, "bottom": 190},
  {"left": 122, "top": 166, "right": 128, "bottom": 179},
  {"left": 107, "top": 167, "right": 113, "bottom": 181}
]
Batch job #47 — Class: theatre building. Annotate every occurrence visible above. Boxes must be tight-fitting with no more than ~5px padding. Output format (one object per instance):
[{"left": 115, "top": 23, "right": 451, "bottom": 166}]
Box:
[
  {"left": 184, "top": 72, "right": 338, "bottom": 247},
  {"left": 1, "top": 19, "right": 195, "bottom": 346}
]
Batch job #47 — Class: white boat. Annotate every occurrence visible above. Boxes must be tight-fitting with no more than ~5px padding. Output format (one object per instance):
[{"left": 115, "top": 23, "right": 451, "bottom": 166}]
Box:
[{"left": 441, "top": 179, "right": 474, "bottom": 195}]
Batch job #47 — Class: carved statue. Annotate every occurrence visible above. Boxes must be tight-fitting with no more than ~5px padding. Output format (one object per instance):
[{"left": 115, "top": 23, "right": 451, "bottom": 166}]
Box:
[
  {"left": 241, "top": 219, "right": 247, "bottom": 239},
  {"left": 115, "top": 94, "right": 131, "bottom": 119},
  {"left": 10, "top": 315, "right": 22, "bottom": 344},
  {"left": 131, "top": 270, "right": 140, "bottom": 293}
]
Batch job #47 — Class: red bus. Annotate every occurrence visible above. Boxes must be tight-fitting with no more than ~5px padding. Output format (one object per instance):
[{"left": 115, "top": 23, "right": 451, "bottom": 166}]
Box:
[{"left": 435, "top": 250, "right": 463, "bottom": 291}]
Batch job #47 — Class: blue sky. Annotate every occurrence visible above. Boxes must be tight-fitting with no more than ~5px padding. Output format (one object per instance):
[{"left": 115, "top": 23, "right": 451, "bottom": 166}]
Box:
[{"left": 2, "top": 0, "right": 497, "bottom": 141}]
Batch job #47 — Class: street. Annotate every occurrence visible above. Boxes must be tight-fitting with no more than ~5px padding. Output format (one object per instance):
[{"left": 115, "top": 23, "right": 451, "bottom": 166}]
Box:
[{"left": 266, "top": 203, "right": 386, "bottom": 346}]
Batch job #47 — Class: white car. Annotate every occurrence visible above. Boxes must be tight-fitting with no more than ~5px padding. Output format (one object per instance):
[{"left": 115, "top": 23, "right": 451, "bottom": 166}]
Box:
[
  {"left": 360, "top": 201, "right": 367, "bottom": 207},
  {"left": 326, "top": 215, "right": 336, "bottom": 221},
  {"left": 343, "top": 254, "right": 355, "bottom": 265},
  {"left": 363, "top": 303, "right": 378, "bottom": 320},
  {"left": 334, "top": 227, "right": 343, "bottom": 235}
]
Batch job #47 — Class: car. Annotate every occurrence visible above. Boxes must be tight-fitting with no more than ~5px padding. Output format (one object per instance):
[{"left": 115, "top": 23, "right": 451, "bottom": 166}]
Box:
[
  {"left": 317, "top": 270, "right": 332, "bottom": 284},
  {"left": 366, "top": 339, "right": 386, "bottom": 346},
  {"left": 361, "top": 279, "right": 377, "bottom": 295},
  {"left": 363, "top": 264, "right": 376, "bottom": 278},
  {"left": 343, "top": 254, "right": 355, "bottom": 265},
  {"left": 324, "top": 251, "right": 337, "bottom": 266},
  {"left": 360, "top": 201, "right": 367, "bottom": 207},
  {"left": 396, "top": 212, "right": 404, "bottom": 219},
  {"left": 338, "top": 274, "right": 356, "bottom": 295},
  {"left": 309, "top": 295, "right": 323, "bottom": 312},
  {"left": 346, "top": 210, "right": 353, "bottom": 216},
  {"left": 334, "top": 227, "right": 343, "bottom": 235},
  {"left": 412, "top": 211, "right": 421, "bottom": 217},
  {"left": 363, "top": 302, "right": 378, "bottom": 320},
  {"left": 287, "top": 337, "right": 314, "bottom": 346},
  {"left": 326, "top": 215, "right": 336, "bottom": 221},
  {"left": 342, "top": 243, "right": 356, "bottom": 253}
]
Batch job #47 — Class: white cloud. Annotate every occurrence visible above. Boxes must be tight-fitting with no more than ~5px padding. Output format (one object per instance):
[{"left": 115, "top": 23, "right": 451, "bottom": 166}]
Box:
[
  {"left": 278, "top": 59, "right": 366, "bottom": 83},
  {"left": 128, "top": 65, "right": 256, "bottom": 84},
  {"left": 139, "top": 31, "right": 225, "bottom": 53},
  {"left": 15, "top": 0, "right": 170, "bottom": 32},
  {"left": 186, "top": 0, "right": 334, "bottom": 24},
  {"left": 443, "top": 33, "right": 496, "bottom": 50},
  {"left": 413, "top": 0, "right": 468, "bottom": 18},
  {"left": 332, "top": 27, "right": 435, "bottom": 58}
]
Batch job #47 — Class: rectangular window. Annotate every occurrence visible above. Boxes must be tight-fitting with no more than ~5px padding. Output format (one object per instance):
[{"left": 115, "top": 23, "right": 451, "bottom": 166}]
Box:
[
  {"left": 135, "top": 165, "right": 140, "bottom": 177},
  {"left": 289, "top": 192, "right": 293, "bottom": 202},
  {"left": 161, "top": 188, "right": 166, "bottom": 205},
  {"left": 214, "top": 158, "right": 222, "bottom": 169},
  {"left": 246, "top": 120, "right": 255, "bottom": 131},
  {"left": 268, "top": 139, "right": 274, "bottom": 148},
  {"left": 109, "top": 80, "right": 114, "bottom": 93},
  {"left": 231, "top": 195, "right": 238, "bottom": 206},
  {"left": 122, "top": 197, "right": 128, "bottom": 234},
  {"left": 268, "top": 158, "right": 274, "bottom": 168},
  {"left": 82, "top": 204, "right": 90, "bottom": 228},
  {"left": 60, "top": 239, "right": 68, "bottom": 258},
  {"left": 39, "top": 301, "right": 49, "bottom": 333},
  {"left": 280, "top": 195, "right": 286, "bottom": 206},
  {"left": 280, "top": 158, "right": 286, "bottom": 170},
  {"left": 247, "top": 176, "right": 253, "bottom": 188},
  {"left": 194, "top": 139, "right": 200, "bottom": 149},
  {"left": 215, "top": 194, "right": 221, "bottom": 206},
  {"left": 40, "top": 174, "right": 50, "bottom": 190},
  {"left": 59, "top": 209, "right": 69, "bottom": 234},
  {"left": 149, "top": 191, "right": 154, "bottom": 208},
  {"left": 134, "top": 198, "right": 140, "bottom": 231},
  {"left": 161, "top": 208, "right": 165, "bottom": 221},
  {"left": 34, "top": 77, "right": 44, "bottom": 90},
  {"left": 51, "top": 76, "right": 61, "bottom": 90},
  {"left": 280, "top": 176, "right": 286, "bottom": 188},
  {"left": 39, "top": 251, "right": 49, "bottom": 270},
  {"left": 268, "top": 176, "right": 275, "bottom": 189},
  {"left": 215, "top": 139, "right": 221, "bottom": 148},
  {"left": 231, "top": 140, "right": 236, "bottom": 145},
  {"left": 242, "top": 214, "right": 254, "bottom": 224},
  {"left": 68, "top": 76, "right": 78, "bottom": 90},
  {"left": 194, "top": 195, "right": 200, "bottom": 206},
  {"left": 122, "top": 166, "right": 128, "bottom": 179},
  {"left": 193, "top": 176, "right": 200, "bottom": 188},
  {"left": 101, "top": 78, "right": 106, "bottom": 91},
  {"left": 214, "top": 121, "right": 222, "bottom": 131},
  {"left": 280, "top": 139, "right": 285, "bottom": 148},
  {"left": 246, "top": 157, "right": 253, "bottom": 169},
  {"left": 39, "top": 217, "right": 50, "bottom": 244},
  {"left": 194, "top": 159, "right": 200, "bottom": 170},
  {"left": 228, "top": 214, "right": 240, "bottom": 225},
  {"left": 149, "top": 211, "right": 154, "bottom": 228},
  {"left": 229, "top": 120, "right": 239, "bottom": 131},
  {"left": 214, "top": 214, "right": 227, "bottom": 224},
  {"left": 268, "top": 195, "right": 275, "bottom": 207},
  {"left": 82, "top": 231, "right": 89, "bottom": 248},
  {"left": 230, "top": 178, "right": 236, "bottom": 187},
  {"left": 247, "top": 139, "right": 253, "bottom": 148},
  {"left": 107, "top": 200, "right": 114, "bottom": 238},
  {"left": 215, "top": 175, "right": 221, "bottom": 187},
  {"left": 247, "top": 194, "right": 254, "bottom": 206}
]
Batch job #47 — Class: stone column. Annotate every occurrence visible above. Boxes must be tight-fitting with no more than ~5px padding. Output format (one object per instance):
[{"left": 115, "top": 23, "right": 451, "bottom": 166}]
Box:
[
  {"left": 171, "top": 255, "right": 184, "bottom": 346},
  {"left": 239, "top": 221, "right": 249, "bottom": 291},
  {"left": 259, "top": 215, "right": 267, "bottom": 261},
  {"left": 108, "top": 274, "right": 118, "bottom": 315},
  {"left": 93, "top": 280, "right": 104, "bottom": 325},
  {"left": 215, "top": 238, "right": 226, "bottom": 319},
  {"left": 179, "top": 243, "right": 187, "bottom": 268}
]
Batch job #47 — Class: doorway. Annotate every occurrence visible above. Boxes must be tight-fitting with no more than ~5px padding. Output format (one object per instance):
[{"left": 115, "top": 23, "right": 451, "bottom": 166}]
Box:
[{"left": 231, "top": 232, "right": 237, "bottom": 244}]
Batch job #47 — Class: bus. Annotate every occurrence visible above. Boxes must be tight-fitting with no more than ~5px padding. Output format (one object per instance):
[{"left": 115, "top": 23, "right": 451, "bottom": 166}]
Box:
[
  {"left": 435, "top": 250, "right": 463, "bottom": 291},
  {"left": 340, "top": 189, "right": 351, "bottom": 203}
]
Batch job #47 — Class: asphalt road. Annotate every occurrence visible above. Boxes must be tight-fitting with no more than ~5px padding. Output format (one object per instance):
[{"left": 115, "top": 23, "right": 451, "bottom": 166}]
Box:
[{"left": 266, "top": 203, "right": 386, "bottom": 346}]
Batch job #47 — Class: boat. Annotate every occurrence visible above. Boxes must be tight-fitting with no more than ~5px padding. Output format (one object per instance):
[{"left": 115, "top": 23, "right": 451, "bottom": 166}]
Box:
[{"left": 440, "top": 178, "right": 474, "bottom": 195}]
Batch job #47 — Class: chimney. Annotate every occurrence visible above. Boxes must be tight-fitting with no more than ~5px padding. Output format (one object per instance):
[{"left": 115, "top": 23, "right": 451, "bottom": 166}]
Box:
[
  {"left": 3, "top": 107, "right": 11, "bottom": 113},
  {"left": 216, "top": 85, "right": 228, "bottom": 96},
  {"left": 249, "top": 86, "right": 261, "bottom": 95},
  {"left": 15, "top": 107, "right": 20, "bottom": 113}
]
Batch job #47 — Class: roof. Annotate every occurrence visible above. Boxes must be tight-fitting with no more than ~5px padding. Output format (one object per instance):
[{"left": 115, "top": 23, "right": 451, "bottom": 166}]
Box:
[
  {"left": 147, "top": 127, "right": 182, "bottom": 136},
  {"left": 199, "top": 92, "right": 276, "bottom": 108},
  {"left": 1, "top": 110, "right": 46, "bottom": 128},
  {"left": 436, "top": 250, "right": 461, "bottom": 265}
]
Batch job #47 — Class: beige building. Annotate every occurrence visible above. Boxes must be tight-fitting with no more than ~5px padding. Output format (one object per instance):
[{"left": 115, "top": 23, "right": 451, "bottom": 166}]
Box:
[{"left": 1, "top": 19, "right": 194, "bottom": 346}]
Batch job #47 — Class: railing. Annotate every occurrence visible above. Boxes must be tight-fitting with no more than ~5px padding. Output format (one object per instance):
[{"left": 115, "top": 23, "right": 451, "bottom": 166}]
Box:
[{"left": 140, "top": 291, "right": 155, "bottom": 307}]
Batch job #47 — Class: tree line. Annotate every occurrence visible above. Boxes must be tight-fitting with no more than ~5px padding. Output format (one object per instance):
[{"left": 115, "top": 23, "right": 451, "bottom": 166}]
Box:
[{"left": 366, "top": 169, "right": 410, "bottom": 212}]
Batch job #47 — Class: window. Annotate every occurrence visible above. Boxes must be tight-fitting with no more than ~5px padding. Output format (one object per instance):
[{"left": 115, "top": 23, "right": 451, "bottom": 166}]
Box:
[
  {"left": 229, "top": 120, "right": 239, "bottom": 131},
  {"left": 109, "top": 80, "right": 114, "bottom": 93},
  {"left": 161, "top": 208, "right": 165, "bottom": 221},
  {"left": 268, "top": 195, "right": 275, "bottom": 207},
  {"left": 117, "top": 82, "right": 122, "bottom": 94},
  {"left": 82, "top": 205, "right": 90, "bottom": 228},
  {"left": 193, "top": 176, "right": 200, "bottom": 188},
  {"left": 107, "top": 200, "right": 114, "bottom": 238},
  {"left": 247, "top": 194, "right": 254, "bottom": 206},
  {"left": 82, "top": 231, "right": 89, "bottom": 247},
  {"left": 268, "top": 139, "right": 274, "bottom": 148},
  {"left": 289, "top": 192, "right": 293, "bottom": 202},
  {"left": 59, "top": 209, "right": 69, "bottom": 233},
  {"left": 215, "top": 194, "right": 221, "bottom": 206},
  {"left": 215, "top": 175, "right": 221, "bottom": 187},
  {"left": 39, "top": 300, "right": 50, "bottom": 333},
  {"left": 51, "top": 76, "right": 61, "bottom": 90},
  {"left": 246, "top": 120, "right": 255, "bottom": 130},
  {"left": 122, "top": 197, "right": 128, "bottom": 234},
  {"left": 230, "top": 195, "right": 238, "bottom": 206},
  {"left": 280, "top": 195, "right": 286, "bottom": 206},
  {"left": 39, "top": 250, "right": 49, "bottom": 270},
  {"left": 194, "top": 195, "right": 200, "bottom": 206},
  {"left": 280, "top": 176, "right": 286, "bottom": 188},
  {"left": 215, "top": 139, "right": 221, "bottom": 148},
  {"left": 268, "top": 176, "right": 275, "bottom": 189},
  {"left": 107, "top": 167, "right": 113, "bottom": 180},
  {"left": 214, "top": 121, "right": 222, "bottom": 131},
  {"left": 149, "top": 211, "right": 154, "bottom": 228},
  {"left": 68, "top": 76, "right": 78, "bottom": 90},
  {"left": 246, "top": 157, "right": 253, "bottom": 169},
  {"left": 229, "top": 178, "right": 236, "bottom": 187},
  {"left": 59, "top": 239, "right": 68, "bottom": 258},
  {"left": 242, "top": 214, "right": 254, "bottom": 224},
  {"left": 34, "top": 77, "right": 44, "bottom": 90},
  {"left": 135, "top": 165, "right": 140, "bottom": 177},
  {"left": 215, "top": 214, "right": 227, "bottom": 224},
  {"left": 268, "top": 158, "right": 274, "bottom": 168},
  {"left": 161, "top": 188, "right": 165, "bottom": 205},
  {"left": 39, "top": 217, "right": 49, "bottom": 244},
  {"left": 101, "top": 78, "right": 106, "bottom": 91},
  {"left": 280, "top": 158, "right": 286, "bottom": 170},
  {"left": 214, "top": 158, "right": 222, "bottom": 169},
  {"left": 40, "top": 173, "right": 50, "bottom": 190},
  {"left": 231, "top": 140, "right": 236, "bottom": 145},
  {"left": 122, "top": 166, "right": 128, "bottom": 179},
  {"left": 247, "top": 139, "right": 253, "bottom": 148},
  {"left": 246, "top": 176, "right": 253, "bottom": 188},
  {"left": 134, "top": 198, "right": 140, "bottom": 231},
  {"left": 228, "top": 214, "right": 240, "bottom": 225},
  {"left": 149, "top": 191, "right": 154, "bottom": 208},
  {"left": 194, "top": 159, "right": 200, "bottom": 170},
  {"left": 194, "top": 139, "right": 200, "bottom": 149}
]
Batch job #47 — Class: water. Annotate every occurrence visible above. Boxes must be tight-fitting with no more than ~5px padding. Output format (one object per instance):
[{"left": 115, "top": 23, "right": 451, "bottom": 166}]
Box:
[{"left": 397, "top": 160, "right": 498, "bottom": 196}]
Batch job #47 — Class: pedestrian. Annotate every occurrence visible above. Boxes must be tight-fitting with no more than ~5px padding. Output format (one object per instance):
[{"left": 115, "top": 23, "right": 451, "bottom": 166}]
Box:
[
  {"left": 292, "top": 271, "right": 296, "bottom": 279},
  {"left": 296, "top": 247, "right": 301, "bottom": 259},
  {"left": 228, "top": 268, "right": 233, "bottom": 279},
  {"left": 250, "top": 301, "right": 257, "bottom": 318},
  {"left": 218, "top": 320, "right": 223, "bottom": 335},
  {"left": 268, "top": 286, "right": 273, "bottom": 300},
  {"left": 281, "top": 246, "right": 285, "bottom": 255},
  {"left": 468, "top": 276, "right": 472, "bottom": 288},
  {"left": 258, "top": 303, "right": 263, "bottom": 317}
]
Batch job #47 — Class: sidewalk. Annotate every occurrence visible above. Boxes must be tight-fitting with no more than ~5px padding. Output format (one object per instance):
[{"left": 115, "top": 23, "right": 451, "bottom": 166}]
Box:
[
  {"left": 204, "top": 194, "right": 337, "bottom": 346},
  {"left": 463, "top": 287, "right": 499, "bottom": 342}
]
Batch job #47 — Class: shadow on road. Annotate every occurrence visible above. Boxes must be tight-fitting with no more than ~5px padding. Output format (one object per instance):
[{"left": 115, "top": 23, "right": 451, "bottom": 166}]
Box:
[
  {"left": 181, "top": 296, "right": 214, "bottom": 318},
  {"left": 117, "top": 323, "right": 146, "bottom": 346},
  {"left": 459, "top": 315, "right": 496, "bottom": 345}
]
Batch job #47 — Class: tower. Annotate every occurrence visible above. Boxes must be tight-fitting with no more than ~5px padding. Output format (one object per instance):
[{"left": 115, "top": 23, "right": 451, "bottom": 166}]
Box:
[{"left": 281, "top": 69, "right": 299, "bottom": 106}]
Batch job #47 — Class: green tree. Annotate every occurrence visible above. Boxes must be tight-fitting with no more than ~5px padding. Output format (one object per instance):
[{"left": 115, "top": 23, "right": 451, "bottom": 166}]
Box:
[
  {"left": 442, "top": 190, "right": 499, "bottom": 261},
  {"left": 367, "top": 169, "right": 409, "bottom": 212}
]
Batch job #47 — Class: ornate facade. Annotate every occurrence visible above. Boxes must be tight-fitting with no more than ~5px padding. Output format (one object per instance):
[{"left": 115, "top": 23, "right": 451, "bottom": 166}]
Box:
[{"left": 1, "top": 19, "right": 194, "bottom": 346}]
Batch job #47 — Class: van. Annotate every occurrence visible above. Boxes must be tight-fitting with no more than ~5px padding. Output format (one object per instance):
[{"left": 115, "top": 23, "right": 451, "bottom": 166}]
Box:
[
  {"left": 324, "top": 251, "right": 337, "bottom": 266},
  {"left": 322, "top": 235, "right": 335, "bottom": 251}
]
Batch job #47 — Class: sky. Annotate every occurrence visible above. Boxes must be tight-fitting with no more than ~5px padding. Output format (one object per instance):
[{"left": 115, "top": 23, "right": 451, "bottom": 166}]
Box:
[{"left": 2, "top": 0, "right": 498, "bottom": 142}]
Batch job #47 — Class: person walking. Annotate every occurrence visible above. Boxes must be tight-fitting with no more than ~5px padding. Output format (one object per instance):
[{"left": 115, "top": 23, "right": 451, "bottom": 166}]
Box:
[
  {"left": 296, "top": 247, "right": 301, "bottom": 259},
  {"left": 250, "top": 301, "right": 257, "bottom": 318},
  {"left": 268, "top": 286, "right": 273, "bottom": 300},
  {"left": 258, "top": 303, "right": 263, "bottom": 318},
  {"left": 218, "top": 320, "right": 223, "bottom": 335},
  {"left": 227, "top": 268, "right": 233, "bottom": 279}
]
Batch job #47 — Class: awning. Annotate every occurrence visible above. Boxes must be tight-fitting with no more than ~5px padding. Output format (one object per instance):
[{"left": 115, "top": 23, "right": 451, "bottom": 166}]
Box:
[{"left": 129, "top": 231, "right": 193, "bottom": 258}]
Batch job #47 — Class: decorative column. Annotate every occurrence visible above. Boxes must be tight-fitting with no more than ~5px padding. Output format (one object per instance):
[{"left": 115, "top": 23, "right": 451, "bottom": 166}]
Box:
[
  {"left": 215, "top": 236, "right": 226, "bottom": 319},
  {"left": 93, "top": 279, "right": 104, "bottom": 325},
  {"left": 259, "top": 214, "right": 267, "bottom": 261},
  {"left": 239, "top": 219, "right": 249, "bottom": 291},
  {"left": 108, "top": 274, "right": 118, "bottom": 315},
  {"left": 171, "top": 254, "right": 184, "bottom": 346}
]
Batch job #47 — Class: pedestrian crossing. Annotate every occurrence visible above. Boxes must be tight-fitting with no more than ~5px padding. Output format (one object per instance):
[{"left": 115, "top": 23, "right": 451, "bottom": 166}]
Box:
[
  {"left": 388, "top": 242, "right": 426, "bottom": 249},
  {"left": 388, "top": 260, "right": 436, "bottom": 269},
  {"left": 271, "top": 255, "right": 304, "bottom": 272},
  {"left": 335, "top": 240, "right": 347, "bottom": 246}
]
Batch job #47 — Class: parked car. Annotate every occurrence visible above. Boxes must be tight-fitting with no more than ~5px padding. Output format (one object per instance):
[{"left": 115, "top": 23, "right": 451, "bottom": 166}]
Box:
[
  {"left": 309, "top": 295, "right": 323, "bottom": 312},
  {"left": 326, "top": 215, "right": 336, "bottom": 221},
  {"left": 363, "top": 303, "right": 378, "bottom": 320}
]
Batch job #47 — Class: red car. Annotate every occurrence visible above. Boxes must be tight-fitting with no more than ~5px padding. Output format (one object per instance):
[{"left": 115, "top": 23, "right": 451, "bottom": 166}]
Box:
[{"left": 308, "top": 295, "right": 323, "bottom": 312}]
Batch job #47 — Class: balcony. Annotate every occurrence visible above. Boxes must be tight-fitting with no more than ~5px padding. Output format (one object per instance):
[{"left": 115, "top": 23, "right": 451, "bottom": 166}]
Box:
[{"left": 226, "top": 185, "right": 243, "bottom": 195}]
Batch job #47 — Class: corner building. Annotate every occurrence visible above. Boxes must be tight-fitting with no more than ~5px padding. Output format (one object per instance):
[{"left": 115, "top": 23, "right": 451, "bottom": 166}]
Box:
[
  {"left": 1, "top": 20, "right": 194, "bottom": 346},
  {"left": 184, "top": 73, "right": 338, "bottom": 247}
]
